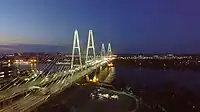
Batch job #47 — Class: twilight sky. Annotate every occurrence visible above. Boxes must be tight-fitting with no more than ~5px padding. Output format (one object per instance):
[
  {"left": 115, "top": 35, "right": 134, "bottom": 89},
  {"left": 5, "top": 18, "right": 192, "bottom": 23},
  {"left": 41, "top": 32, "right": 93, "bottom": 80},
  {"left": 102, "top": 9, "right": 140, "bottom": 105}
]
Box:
[{"left": 0, "top": 0, "right": 200, "bottom": 53}]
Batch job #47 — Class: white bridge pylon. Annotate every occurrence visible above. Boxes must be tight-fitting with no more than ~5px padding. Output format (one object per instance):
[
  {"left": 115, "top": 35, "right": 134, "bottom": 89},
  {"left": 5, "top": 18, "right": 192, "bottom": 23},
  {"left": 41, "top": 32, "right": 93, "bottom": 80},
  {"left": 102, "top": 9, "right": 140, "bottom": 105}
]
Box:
[
  {"left": 71, "top": 30, "right": 82, "bottom": 69},
  {"left": 85, "top": 30, "right": 96, "bottom": 66},
  {"left": 71, "top": 30, "right": 112, "bottom": 70},
  {"left": 101, "top": 43, "right": 106, "bottom": 59},
  {"left": 107, "top": 43, "right": 112, "bottom": 56}
]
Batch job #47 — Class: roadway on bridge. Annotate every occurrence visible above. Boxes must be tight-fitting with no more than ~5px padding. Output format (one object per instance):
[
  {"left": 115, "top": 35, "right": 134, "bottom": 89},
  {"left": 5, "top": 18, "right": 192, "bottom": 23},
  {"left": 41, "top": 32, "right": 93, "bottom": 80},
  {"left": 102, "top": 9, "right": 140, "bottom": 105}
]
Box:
[{"left": 0, "top": 59, "right": 113, "bottom": 112}]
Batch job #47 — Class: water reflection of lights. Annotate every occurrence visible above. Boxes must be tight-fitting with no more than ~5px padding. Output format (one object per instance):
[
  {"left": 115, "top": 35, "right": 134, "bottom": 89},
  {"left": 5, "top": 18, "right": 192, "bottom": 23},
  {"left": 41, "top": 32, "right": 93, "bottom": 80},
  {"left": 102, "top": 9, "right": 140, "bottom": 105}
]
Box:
[
  {"left": 103, "top": 67, "right": 115, "bottom": 83},
  {"left": 88, "top": 66, "right": 115, "bottom": 84},
  {"left": 31, "top": 63, "right": 37, "bottom": 70},
  {"left": 14, "top": 63, "right": 37, "bottom": 72}
]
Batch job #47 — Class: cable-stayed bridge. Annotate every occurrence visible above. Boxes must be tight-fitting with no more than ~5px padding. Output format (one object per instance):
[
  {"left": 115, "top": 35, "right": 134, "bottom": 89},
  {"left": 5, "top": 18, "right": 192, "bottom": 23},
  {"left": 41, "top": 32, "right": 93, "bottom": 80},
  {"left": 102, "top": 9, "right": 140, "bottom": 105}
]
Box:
[{"left": 0, "top": 30, "right": 116, "bottom": 112}]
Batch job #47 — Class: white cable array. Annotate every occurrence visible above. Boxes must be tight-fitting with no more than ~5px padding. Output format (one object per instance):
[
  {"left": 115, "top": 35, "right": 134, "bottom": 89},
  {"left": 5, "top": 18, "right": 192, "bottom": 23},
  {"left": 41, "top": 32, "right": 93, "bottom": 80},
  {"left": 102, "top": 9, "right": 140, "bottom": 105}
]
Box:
[
  {"left": 0, "top": 54, "right": 62, "bottom": 92},
  {"left": 0, "top": 55, "right": 51, "bottom": 90}
]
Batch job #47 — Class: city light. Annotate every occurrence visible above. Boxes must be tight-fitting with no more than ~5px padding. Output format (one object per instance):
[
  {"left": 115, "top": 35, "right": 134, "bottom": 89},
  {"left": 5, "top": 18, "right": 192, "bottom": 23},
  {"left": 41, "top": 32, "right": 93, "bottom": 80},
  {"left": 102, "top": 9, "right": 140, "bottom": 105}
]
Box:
[{"left": 108, "top": 63, "right": 114, "bottom": 67}]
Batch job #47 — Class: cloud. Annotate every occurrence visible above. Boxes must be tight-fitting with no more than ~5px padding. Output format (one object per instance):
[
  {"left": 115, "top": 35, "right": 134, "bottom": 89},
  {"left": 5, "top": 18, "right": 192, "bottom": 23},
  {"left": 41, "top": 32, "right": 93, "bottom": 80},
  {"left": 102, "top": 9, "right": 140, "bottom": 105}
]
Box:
[
  {"left": 0, "top": 45, "right": 15, "bottom": 52},
  {"left": 0, "top": 44, "right": 71, "bottom": 53}
]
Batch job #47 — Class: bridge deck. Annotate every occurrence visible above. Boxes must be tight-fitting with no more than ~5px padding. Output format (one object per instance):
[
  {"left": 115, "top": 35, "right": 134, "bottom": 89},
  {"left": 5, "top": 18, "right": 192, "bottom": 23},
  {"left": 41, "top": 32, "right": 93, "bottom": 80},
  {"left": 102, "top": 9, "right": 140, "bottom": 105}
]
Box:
[{"left": 0, "top": 59, "right": 111, "bottom": 112}]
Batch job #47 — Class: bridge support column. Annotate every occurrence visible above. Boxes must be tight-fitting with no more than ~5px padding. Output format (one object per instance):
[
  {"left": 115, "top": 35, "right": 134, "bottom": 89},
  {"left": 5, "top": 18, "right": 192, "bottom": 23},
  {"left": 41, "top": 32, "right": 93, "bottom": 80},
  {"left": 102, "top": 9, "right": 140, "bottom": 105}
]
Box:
[
  {"left": 106, "top": 66, "right": 109, "bottom": 74},
  {"left": 8, "top": 98, "right": 12, "bottom": 105},
  {"left": 2, "top": 100, "right": 7, "bottom": 108},
  {"left": 0, "top": 102, "right": 3, "bottom": 109},
  {"left": 86, "top": 75, "right": 90, "bottom": 82}
]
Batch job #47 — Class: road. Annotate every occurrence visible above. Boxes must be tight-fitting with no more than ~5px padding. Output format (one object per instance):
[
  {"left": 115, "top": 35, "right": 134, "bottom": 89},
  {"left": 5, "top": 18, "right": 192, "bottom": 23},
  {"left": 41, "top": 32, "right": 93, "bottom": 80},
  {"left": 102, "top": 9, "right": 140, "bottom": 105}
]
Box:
[{"left": 0, "top": 95, "right": 48, "bottom": 112}]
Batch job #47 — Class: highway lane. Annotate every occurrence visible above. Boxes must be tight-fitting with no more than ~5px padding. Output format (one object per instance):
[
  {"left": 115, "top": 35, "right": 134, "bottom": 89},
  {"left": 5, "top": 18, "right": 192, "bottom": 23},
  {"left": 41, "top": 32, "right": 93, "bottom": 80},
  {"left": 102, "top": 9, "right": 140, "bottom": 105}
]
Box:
[
  {"left": 0, "top": 72, "right": 65, "bottom": 112},
  {"left": 0, "top": 73, "right": 67, "bottom": 112},
  {"left": 0, "top": 75, "right": 69, "bottom": 112},
  {"left": 0, "top": 67, "right": 69, "bottom": 101},
  {"left": 0, "top": 95, "right": 48, "bottom": 112},
  {"left": 0, "top": 77, "right": 45, "bottom": 101},
  {"left": 1, "top": 55, "right": 53, "bottom": 91}
]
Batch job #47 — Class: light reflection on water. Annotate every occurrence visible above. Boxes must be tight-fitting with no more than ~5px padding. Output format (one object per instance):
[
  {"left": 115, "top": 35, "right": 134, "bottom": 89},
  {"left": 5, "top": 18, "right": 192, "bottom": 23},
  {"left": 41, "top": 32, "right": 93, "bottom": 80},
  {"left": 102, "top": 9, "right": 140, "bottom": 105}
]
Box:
[
  {"left": 95, "top": 66, "right": 116, "bottom": 84},
  {"left": 103, "top": 67, "right": 115, "bottom": 83}
]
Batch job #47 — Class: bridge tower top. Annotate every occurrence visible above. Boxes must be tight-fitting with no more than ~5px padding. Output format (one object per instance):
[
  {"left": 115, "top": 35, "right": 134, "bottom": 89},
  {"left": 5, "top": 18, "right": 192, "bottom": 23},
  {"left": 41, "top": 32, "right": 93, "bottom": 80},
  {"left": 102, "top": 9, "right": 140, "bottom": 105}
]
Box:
[
  {"left": 85, "top": 30, "right": 96, "bottom": 64},
  {"left": 107, "top": 43, "right": 112, "bottom": 56},
  {"left": 71, "top": 30, "right": 82, "bottom": 69},
  {"left": 101, "top": 43, "right": 106, "bottom": 59}
]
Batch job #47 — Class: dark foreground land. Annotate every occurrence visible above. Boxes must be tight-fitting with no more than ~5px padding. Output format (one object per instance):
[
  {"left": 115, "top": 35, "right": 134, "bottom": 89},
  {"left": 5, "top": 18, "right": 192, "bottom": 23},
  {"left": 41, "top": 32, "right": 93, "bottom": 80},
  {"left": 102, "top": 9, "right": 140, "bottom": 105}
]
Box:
[{"left": 36, "top": 83, "right": 137, "bottom": 112}]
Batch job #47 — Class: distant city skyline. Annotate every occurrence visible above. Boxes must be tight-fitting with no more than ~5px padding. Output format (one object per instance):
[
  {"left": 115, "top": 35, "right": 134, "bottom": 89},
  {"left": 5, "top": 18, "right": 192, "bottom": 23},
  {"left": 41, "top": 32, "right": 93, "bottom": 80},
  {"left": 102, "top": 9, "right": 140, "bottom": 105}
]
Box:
[{"left": 1, "top": 0, "right": 200, "bottom": 53}]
